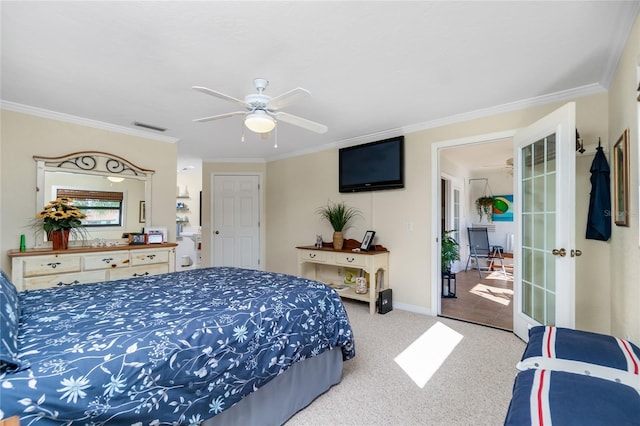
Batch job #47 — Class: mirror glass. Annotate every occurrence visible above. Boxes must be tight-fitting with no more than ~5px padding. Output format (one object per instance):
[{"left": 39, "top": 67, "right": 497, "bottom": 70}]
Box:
[{"left": 35, "top": 152, "right": 153, "bottom": 245}]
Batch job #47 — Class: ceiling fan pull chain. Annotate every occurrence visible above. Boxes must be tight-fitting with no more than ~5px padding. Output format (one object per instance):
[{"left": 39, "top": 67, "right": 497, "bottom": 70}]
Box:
[{"left": 274, "top": 125, "right": 278, "bottom": 148}]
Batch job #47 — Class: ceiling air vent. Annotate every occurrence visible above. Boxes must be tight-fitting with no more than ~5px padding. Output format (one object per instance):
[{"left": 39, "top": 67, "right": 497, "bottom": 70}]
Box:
[{"left": 133, "top": 121, "right": 167, "bottom": 132}]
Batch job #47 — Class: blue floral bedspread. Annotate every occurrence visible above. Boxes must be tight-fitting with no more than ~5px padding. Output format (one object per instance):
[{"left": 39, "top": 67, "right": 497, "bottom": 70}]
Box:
[{"left": 0, "top": 267, "right": 355, "bottom": 425}]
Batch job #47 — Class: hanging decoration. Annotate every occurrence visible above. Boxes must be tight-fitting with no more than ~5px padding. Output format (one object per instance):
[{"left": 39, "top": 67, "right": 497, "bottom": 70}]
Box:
[{"left": 474, "top": 179, "right": 494, "bottom": 222}]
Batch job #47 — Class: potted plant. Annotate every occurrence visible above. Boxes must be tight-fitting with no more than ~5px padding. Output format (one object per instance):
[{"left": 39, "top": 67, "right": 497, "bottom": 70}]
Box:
[
  {"left": 441, "top": 229, "right": 460, "bottom": 273},
  {"left": 35, "top": 197, "right": 87, "bottom": 250},
  {"left": 316, "top": 201, "right": 361, "bottom": 250},
  {"left": 441, "top": 229, "right": 460, "bottom": 298},
  {"left": 475, "top": 196, "right": 494, "bottom": 222}
]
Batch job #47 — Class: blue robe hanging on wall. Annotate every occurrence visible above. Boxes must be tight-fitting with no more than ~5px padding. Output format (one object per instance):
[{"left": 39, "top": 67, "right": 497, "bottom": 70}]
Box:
[{"left": 586, "top": 146, "right": 611, "bottom": 241}]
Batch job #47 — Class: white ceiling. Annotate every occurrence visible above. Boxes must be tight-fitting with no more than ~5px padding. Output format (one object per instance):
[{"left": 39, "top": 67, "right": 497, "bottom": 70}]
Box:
[{"left": 2, "top": 1, "right": 638, "bottom": 172}]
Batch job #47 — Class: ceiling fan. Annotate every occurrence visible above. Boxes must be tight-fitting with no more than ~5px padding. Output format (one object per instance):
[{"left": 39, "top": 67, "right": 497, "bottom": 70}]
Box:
[
  {"left": 478, "top": 157, "right": 514, "bottom": 175},
  {"left": 192, "top": 78, "right": 328, "bottom": 134}
]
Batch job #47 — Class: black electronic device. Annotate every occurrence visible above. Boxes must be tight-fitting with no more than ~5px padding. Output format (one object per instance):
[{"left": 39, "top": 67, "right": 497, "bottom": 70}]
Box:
[
  {"left": 377, "top": 288, "right": 393, "bottom": 314},
  {"left": 339, "top": 136, "right": 404, "bottom": 193}
]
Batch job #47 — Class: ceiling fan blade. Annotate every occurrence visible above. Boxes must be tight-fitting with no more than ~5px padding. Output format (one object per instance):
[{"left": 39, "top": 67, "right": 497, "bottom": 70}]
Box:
[
  {"left": 268, "top": 88, "right": 311, "bottom": 110},
  {"left": 193, "top": 111, "right": 246, "bottom": 123},
  {"left": 192, "top": 86, "right": 248, "bottom": 108},
  {"left": 274, "top": 112, "right": 328, "bottom": 134}
]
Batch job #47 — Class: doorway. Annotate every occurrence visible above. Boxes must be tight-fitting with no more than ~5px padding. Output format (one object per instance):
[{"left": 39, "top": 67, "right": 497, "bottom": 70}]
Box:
[
  {"left": 434, "top": 132, "right": 516, "bottom": 330},
  {"left": 432, "top": 104, "right": 578, "bottom": 340},
  {"left": 210, "top": 174, "right": 262, "bottom": 269}
]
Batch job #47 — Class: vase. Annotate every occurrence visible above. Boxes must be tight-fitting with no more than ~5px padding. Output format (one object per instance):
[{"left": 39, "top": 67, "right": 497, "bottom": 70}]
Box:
[
  {"left": 355, "top": 276, "right": 368, "bottom": 294},
  {"left": 48, "top": 229, "right": 70, "bottom": 250},
  {"left": 332, "top": 231, "right": 344, "bottom": 250}
]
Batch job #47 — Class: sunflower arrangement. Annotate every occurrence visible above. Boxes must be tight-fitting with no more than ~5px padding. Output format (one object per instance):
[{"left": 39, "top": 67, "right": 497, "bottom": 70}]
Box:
[{"left": 37, "top": 197, "right": 87, "bottom": 232}]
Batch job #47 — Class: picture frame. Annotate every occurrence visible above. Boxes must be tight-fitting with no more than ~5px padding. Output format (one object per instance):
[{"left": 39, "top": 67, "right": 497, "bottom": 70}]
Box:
[
  {"left": 139, "top": 200, "right": 146, "bottom": 223},
  {"left": 613, "top": 128, "right": 630, "bottom": 227},
  {"left": 145, "top": 227, "right": 167, "bottom": 244},
  {"left": 129, "top": 232, "right": 147, "bottom": 245},
  {"left": 360, "top": 230, "right": 376, "bottom": 251},
  {"left": 492, "top": 195, "right": 514, "bottom": 222}
]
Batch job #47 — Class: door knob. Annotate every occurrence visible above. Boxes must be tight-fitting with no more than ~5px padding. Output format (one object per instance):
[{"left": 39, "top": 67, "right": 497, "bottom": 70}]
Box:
[
  {"left": 571, "top": 249, "right": 582, "bottom": 257},
  {"left": 552, "top": 248, "right": 566, "bottom": 257},
  {"left": 215, "top": 230, "right": 220, "bottom": 235}
]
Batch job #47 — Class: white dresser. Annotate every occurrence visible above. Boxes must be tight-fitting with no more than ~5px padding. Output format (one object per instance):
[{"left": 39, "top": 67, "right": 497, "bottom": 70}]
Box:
[{"left": 8, "top": 243, "right": 177, "bottom": 291}]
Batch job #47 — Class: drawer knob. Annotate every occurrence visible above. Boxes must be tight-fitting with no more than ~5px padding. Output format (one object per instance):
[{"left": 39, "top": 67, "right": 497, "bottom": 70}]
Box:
[
  {"left": 102, "top": 257, "right": 114, "bottom": 264},
  {"left": 47, "top": 262, "right": 62, "bottom": 269},
  {"left": 309, "top": 253, "right": 316, "bottom": 258},
  {"left": 146, "top": 254, "right": 156, "bottom": 259},
  {"left": 133, "top": 272, "right": 150, "bottom": 277},
  {"left": 346, "top": 257, "right": 355, "bottom": 263},
  {"left": 57, "top": 280, "right": 79, "bottom": 287}
]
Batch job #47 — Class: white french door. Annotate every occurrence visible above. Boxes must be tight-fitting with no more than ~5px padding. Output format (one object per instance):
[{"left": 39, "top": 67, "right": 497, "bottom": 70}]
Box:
[
  {"left": 512, "top": 103, "right": 576, "bottom": 341},
  {"left": 211, "top": 174, "right": 261, "bottom": 269}
]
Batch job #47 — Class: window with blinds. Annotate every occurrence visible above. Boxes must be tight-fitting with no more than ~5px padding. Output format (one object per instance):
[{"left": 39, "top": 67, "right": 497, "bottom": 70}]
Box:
[{"left": 57, "top": 189, "right": 124, "bottom": 227}]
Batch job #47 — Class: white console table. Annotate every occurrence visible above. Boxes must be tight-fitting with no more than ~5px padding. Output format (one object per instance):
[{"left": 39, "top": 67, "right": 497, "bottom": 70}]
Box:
[{"left": 296, "top": 244, "right": 389, "bottom": 314}]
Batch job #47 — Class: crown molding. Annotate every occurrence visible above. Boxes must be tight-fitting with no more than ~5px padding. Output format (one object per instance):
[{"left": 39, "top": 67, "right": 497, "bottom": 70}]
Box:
[
  {"left": 1, "top": 100, "right": 179, "bottom": 144},
  {"left": 600, "top": 1, "right": 640, "bottom": 89},
  {"left": 402, "top": 83, "right": 606, "bottom": 135},
  {"left": 203, "top": 157, "right": 266, "bottom": 164},
  {"left": 265, "top": 127, "right": 403, "bottom": 162},
  {"left": 266, "top": 83, "right": 606, "bottom": 163}
]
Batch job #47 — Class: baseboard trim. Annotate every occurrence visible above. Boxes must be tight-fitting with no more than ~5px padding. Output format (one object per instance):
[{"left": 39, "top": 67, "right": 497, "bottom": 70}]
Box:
[{"left": 392, "top": 301, "right": 435, "bottom": 316}]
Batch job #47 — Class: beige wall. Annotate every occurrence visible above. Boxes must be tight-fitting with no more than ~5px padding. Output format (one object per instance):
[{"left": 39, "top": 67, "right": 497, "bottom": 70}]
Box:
[
  {"left": 608, "top": 14, "right": 640, "bottom": 343},
  {"left": 265, "top": 93, "right": 613, "bottom": 332},
  {"left": 0, "top": 109, "right": 178, "bottom": 273}
]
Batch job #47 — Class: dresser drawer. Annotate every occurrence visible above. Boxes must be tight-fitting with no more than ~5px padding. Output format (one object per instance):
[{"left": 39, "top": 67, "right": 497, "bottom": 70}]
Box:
[
  {"left": 109, "top": 263, "right": 169, "bottom": 280},
  {"left": 84, "top": 251, "right": 130, "bottom": 271},
  {"left": 23, "top": 270, "right": 107, "bottom": 290},
  {"left": 22, "top": 255, "right": 82, "bottom": 277},
  {"left": 334, "top": 253, "right": 367, "bottom": 268},
  {"left": 298, "top": 249, "right": 329, "bottom": 263},
  {"left": 131, "top": 250, "right": 169, "bottom": 266}
]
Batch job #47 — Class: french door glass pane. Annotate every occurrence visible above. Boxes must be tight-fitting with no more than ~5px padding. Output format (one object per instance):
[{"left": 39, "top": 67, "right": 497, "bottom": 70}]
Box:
[
  {"left": 523, "top": 281, "right": 532, "bottom": 317},
  {"left": 520, "top": 133, "right": 557, "bottom": 326},
  {"left": 453, "top": 189, "right": 460, "bottom": 243}
]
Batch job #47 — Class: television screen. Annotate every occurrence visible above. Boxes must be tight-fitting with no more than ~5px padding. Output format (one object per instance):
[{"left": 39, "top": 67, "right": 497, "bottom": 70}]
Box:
[{"left": 339, "top": 136, "right": 404, "bottom": 193}]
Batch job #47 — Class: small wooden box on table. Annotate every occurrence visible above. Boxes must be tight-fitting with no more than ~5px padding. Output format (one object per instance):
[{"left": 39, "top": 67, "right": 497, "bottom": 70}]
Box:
[{"left": 296, "top": 239, "right": 389, "bottom": 314}]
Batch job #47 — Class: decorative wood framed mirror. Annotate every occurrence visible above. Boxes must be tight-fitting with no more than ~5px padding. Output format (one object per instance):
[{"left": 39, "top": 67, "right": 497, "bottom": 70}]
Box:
[{"left": 34, "top": 151, "right": 154, "bottom": 244}]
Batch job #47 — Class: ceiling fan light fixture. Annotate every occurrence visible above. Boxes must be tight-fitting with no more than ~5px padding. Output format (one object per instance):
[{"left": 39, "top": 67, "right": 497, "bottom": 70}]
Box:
[{"left": 244, "top": 111, "right": 276, "bottom": 133}]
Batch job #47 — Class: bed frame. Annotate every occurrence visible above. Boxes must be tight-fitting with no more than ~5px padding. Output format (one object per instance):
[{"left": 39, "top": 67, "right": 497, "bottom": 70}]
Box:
[{"left": 205, "top": 349, "right": 343, "bottom": 425}]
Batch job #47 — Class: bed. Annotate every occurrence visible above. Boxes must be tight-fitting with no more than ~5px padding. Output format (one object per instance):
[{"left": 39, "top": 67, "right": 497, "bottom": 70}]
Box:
[
  {"left": 0, "top": 267, "right": 355, "bottom": 425},
  {"left": 504, "top": 326, "right": 640, "bottom": 425}
]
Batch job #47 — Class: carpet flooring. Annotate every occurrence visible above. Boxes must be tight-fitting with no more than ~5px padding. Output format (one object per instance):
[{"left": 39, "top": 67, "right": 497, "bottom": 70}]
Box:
[{"left": 287, "top": 299, "right": 526, "bottom": 426}]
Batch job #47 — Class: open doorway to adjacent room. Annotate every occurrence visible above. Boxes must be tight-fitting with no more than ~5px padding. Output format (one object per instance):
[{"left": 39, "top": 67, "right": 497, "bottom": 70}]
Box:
[{"left": 438, "top": 138, "right": 515, "bottom": 331}]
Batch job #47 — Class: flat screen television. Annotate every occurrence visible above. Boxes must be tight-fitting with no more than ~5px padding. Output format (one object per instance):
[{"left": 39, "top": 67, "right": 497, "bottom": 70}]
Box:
[{"left": 339, "top": 136, "right": 404, "bottom": 193}]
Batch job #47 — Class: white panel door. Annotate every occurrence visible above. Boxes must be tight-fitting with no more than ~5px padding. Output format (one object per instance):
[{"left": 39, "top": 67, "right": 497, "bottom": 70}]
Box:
[
  {"left": 513, "top": 103, "right": 576, "bottom": 341},
  {"left": 212, "top": 174, "right": 260, "bottom": 269}
]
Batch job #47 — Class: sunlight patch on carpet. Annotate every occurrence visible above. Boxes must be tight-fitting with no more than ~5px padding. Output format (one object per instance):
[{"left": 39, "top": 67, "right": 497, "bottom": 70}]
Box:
[
  {"left": 469, "top": 283, "right": 513, "bottom": 306},
  {"left": 394, "top": 321, "right": 463, "bottom": 388}
]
